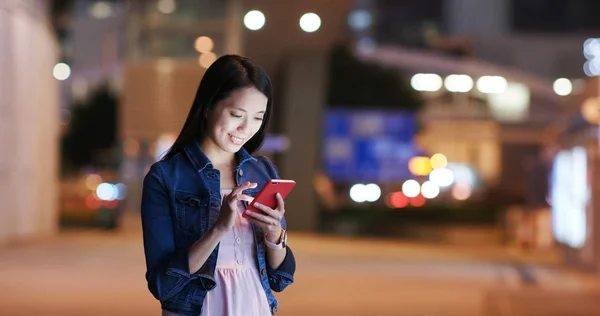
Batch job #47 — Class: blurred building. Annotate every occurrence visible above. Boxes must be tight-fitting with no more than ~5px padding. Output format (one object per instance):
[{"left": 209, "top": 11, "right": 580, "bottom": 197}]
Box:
[
  {"left": 0, "top": 1, "right": 60, "bottom": 242},
  {"left": 66, "top": 0, "right": 127, "bottom": 100},
  {"left": 344, "top": 0, "right": 597, "bottom": 205},
  {"left": 546, "top": 76, "right": 600, "bottom": 271}
]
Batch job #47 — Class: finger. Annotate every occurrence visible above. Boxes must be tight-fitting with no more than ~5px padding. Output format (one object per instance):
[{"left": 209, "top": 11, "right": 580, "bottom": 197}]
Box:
[
  {"left": 275, "top": 193, "right": 285, "bottom": 212},
  {"left": 251, "top": 202, "right": 281, "bottom": 219},
  {"left": 226, "top": 193, "right": 240, "bottom": 203},
  {"left": 228, "top": 192, "right": 252, "bottom": 203},
  {"left": 232, "top": 181, "right": 257, "bottom": 196},
  {"left": 245, "top": 209, "right": 280, "bottom": 225},
  {"left": 238, "top": 194, "right": 254, "bottom": 203},
  {"left": 247, "top": 217, "right": 279, "bottom": 232}
]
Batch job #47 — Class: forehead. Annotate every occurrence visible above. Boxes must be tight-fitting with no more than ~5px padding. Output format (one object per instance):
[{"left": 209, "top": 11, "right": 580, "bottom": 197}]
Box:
[{"left": 220, "top": 87, "right": 268, "bottom": 112}]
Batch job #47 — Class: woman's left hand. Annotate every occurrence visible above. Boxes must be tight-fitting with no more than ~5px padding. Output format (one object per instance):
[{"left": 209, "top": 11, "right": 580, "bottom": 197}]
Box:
[{"left": 244, "top": 193, "right": 285, "bottom": 242}]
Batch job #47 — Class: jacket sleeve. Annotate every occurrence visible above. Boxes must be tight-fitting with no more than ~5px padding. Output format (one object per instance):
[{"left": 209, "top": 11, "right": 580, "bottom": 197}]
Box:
[
  {"left": 141, "top": 164, "right": 213, "bottom": 303},
  {"left": 257, "top": 156, "right": 296, "bottom": 292}
]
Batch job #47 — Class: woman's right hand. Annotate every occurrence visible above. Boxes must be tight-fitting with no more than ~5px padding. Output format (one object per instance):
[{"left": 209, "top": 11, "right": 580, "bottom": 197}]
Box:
[{"left": 214, "top": 181, "right": 257, "bottom": 233}]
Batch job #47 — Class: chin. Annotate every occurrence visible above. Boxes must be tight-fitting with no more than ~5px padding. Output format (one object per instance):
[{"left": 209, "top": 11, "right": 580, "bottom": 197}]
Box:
[{"left": 221, "top": 142, "right": 243, "bottom": 153}]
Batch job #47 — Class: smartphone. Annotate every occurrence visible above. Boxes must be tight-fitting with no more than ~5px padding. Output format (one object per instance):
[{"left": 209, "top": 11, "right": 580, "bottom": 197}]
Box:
[{"left": 243, "top": 179, "right": 296, "bottom": 219}]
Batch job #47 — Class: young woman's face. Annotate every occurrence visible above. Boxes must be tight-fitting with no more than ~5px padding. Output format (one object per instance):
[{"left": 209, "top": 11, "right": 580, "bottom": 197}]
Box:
[{"left": 204, "top": 86, "right": 268, "bottom": 154}]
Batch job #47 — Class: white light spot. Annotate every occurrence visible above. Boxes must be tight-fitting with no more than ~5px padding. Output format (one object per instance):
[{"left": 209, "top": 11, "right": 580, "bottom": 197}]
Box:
[
  {"left": 476, "top": 76, "right": 507, "bottom": 94},
  {"left": 96, "top": 183, "right": 118, "bottom": 201},
  {"left": 444, "top": 74, "right": 473, "bottom": 93},
  {"left": 553, "top": 78, "right": 573, "bottom": 96},
  {"left": 421, "top": 181, "right": 440, "bottom": 199},
  {"left": 53, "top": 63, "right": 71, "bottom": 81},
  {"left": 429, "top": 168, "right": 455, "bottom": 187},
  {"left": 244, "top": 10, "right": 266, "bottom": 31},
  {"left": 350, "top": 184, "right": 366, "bottom": 203},
  {"left": 364, "top": 183, "right": 381, "bottom": 202},
  {"left": 402, "top": 180, "right": 421, "bottom": 198},
  {"left": 411, "top": 73, "right": 443, "bottom": 92},
  {"left": 299, "top": 13, "right": 321, "bottom": 33}
]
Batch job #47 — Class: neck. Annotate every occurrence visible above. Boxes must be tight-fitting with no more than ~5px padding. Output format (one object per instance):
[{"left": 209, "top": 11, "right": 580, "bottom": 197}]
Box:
[{"left": 199, "top": 139, "right": 236, "bottom": 167}]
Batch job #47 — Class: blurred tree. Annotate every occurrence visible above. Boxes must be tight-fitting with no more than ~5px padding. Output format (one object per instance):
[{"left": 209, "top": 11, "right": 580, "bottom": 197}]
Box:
[
  {"left": 61, "top": 84, "right": 119, "bottom": 171},
  {"left": 327, "top": 43, "right": 423, "bottom": 111}
]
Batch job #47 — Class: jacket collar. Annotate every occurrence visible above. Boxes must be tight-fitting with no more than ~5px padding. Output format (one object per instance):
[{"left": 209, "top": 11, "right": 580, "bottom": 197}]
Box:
[{"left": 183, "top": 142, "right": 257, "bottom": 172}]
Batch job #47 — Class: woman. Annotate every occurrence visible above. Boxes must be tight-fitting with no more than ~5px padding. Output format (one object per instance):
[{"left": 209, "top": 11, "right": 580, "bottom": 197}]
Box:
[{"left": 141, "top": 55, "right": 296, "bottom": 316}]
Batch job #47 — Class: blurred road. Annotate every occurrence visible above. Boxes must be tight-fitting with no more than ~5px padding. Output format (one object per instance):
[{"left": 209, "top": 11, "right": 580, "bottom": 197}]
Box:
[{"left": 1, "top": 214, "right": 600, "bottom": 316}]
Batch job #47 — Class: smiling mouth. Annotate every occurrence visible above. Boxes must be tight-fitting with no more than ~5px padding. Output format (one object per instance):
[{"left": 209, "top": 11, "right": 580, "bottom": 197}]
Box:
[{"left": 228, "top": 134, "right": 245, "bottom": 144}]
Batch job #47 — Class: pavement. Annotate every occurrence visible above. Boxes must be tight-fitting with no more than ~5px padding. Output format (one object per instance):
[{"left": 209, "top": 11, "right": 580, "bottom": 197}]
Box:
[{"left": 0, "top": 213, "right": 599, "bottom": 315}]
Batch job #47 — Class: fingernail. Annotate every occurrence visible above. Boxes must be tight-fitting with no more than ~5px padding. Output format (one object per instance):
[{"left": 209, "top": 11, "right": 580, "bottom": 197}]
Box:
[
  {"left": 276, "top": 193, "right": 281, "bottom": 198},
  {"left": 254, "top": 202, "right": 262, "bottom": 207}
]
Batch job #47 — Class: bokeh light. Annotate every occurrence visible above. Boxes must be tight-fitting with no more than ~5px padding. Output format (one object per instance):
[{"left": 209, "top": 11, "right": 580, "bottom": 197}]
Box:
[
  {"left": 430, "top": 153, "right": 448, "bottom": 169},
  {"left": 402, "top": 180, "right": 421, "bottom": 198},
  {"left": 299, "top": 13, "right": 321, "bottom": 32},
  {"left": 194, "top": 36, "right": 214, "bottom": 53},
  {"left": 244, "top": 10, "right": 266, "bottom": 31}
]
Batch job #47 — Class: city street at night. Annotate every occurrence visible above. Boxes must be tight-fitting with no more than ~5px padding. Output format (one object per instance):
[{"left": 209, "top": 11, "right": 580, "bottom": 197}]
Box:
[
  {"left": 1, "top": 215, "right": 600, "bottom": 316},
  {"left": 5, "top": 1, "right": 600, "bottom": 315}
]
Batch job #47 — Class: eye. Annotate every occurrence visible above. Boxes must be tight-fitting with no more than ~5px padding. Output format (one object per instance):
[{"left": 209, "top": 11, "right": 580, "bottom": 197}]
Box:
[
  {"left": 254, "top": 117, "right": 264, "bottom": 121},
  {"left": 230, "top": 112, "right": 243, "bottom": 118}
]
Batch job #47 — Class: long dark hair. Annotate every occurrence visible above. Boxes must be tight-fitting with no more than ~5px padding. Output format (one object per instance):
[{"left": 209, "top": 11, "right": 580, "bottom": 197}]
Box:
[{"left": 162, "top": 55, "right": 273, "bottom": 160}]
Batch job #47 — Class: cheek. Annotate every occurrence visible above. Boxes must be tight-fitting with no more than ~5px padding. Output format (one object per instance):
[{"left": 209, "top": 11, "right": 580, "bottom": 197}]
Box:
[
  {"left": 215, "top": 116, "right": 237, "bottom": 132},
  {"left": 251, "top": 120, "right": 264, "bottom": 134}
]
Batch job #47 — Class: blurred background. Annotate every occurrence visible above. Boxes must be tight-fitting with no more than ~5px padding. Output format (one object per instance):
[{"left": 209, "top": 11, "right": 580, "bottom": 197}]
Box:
[{"left": 3, "top": 0, "right": 600, "bottom": 315}]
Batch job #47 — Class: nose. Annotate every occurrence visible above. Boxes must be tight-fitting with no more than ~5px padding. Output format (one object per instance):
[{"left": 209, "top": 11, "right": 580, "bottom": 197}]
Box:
[{"left": 237, "top": 118, "right": 250, "bottom": 134}]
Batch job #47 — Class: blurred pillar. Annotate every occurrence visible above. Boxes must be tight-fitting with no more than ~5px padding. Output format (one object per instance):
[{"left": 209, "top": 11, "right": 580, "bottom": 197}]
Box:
[
  {"left": 224, "top": 0, "right": 244, "bottom": 55},
  {"left": 445, "top": 0, "right": 509, "bottom": 36},
  {"left": 279, "top": 54, "right": 329, "bottom": 231},
  {"left": 0, "top": 1, "right": 60, "bottom": 243}
]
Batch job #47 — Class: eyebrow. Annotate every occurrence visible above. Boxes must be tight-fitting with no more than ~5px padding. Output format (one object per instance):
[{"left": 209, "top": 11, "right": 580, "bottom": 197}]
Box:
[{"left": 231, "top": 107, "right": 265, "bottom": 114}]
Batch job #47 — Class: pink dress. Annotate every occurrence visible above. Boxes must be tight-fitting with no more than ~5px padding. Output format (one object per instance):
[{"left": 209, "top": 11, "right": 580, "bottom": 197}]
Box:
[{"left": 162, "top": 189, "right": 271, "bottom": 316}]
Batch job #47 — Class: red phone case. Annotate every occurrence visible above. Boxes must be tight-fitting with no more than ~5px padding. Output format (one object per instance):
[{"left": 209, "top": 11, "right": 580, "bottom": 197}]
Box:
[{"left": 243, "top": 179, "right": 296, "bottom": 219}]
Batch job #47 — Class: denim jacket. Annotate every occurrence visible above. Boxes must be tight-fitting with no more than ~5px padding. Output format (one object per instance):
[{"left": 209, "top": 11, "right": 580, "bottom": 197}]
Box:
[{"left": 141, "top": 142, "right": 296, "bottom": 316}]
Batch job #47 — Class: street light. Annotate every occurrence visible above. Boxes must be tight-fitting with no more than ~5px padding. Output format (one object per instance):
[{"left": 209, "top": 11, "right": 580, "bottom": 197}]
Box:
[
  {"left": 476, "top": 76, "right": 507, "bottom": 94},
  {"left": 553, "top": 78, "right": 573, "bottom": 96},
  {"left": 53, "top": 63, "right": 71, "bottom": 80},
  {"left": 410, "top": 73, "right": 443, "bottom": 92},
  {"left": 444, "top": 74, "right": 473, "bottom": 93},
  {"left": 244, "top": 10, "right": 266, "bottom": 31},
  {"left": 299, "top": 13, "right": 321, "bottom": 33}
]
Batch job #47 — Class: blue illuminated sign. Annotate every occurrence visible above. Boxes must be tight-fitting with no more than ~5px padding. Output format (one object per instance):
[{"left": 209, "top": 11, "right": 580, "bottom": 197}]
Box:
[{"left": 323, "top": 109, "right": 420, "bottom": 183}]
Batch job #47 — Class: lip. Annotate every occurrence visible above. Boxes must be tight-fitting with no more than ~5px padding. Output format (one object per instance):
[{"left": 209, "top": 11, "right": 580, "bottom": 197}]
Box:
[{"left": 228, "top": 133, "right": 245, "bottom": 145}]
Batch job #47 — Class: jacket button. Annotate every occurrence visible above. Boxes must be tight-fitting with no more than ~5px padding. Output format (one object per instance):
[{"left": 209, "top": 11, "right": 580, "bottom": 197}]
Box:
[
  {"left": 271, "top": 306, "right": 278, "bottom": 313},
  {"left": 238, "top": 169, "right": 243, "bottom": 176},
  {"left": 188, "top": 200, "right": 198, "bottom": 207},
  {"left": 261, "top": 268, "right": 267, "bottom": 275}
]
